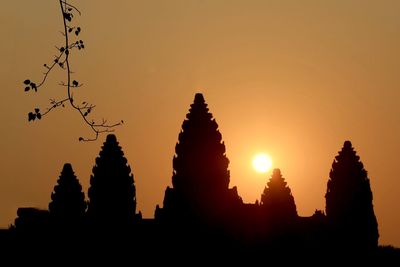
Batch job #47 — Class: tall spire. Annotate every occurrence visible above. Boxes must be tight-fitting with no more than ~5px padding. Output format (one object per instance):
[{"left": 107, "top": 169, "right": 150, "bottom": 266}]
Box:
[
  {"left": 172, "top": 93, "right": 230, "bottom": 192},
  {"left": 325, "top": 140, "right": 379, "bottom": 249},
  {"left": 157, "top": 93, "right": 238, "bottom": 223}
]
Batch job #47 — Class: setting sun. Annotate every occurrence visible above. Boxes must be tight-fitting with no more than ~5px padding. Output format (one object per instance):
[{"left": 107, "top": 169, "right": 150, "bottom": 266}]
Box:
[{"left": 252, "top": 153, "right": 273, "bottom": 173}]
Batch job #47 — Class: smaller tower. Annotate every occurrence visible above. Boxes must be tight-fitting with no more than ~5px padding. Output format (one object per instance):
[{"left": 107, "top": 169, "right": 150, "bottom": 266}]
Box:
[
  {"left": 261, "top": 168, "right": 298, "bottom": 222},
  {"left": 49, "top": 163, "right": 87, "bottom": 227},
  {"left": 87, "top": 134, "right": 137, "bottom": 228}
]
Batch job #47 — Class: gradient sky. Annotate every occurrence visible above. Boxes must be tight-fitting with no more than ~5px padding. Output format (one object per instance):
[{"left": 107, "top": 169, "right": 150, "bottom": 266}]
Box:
[{"left": 1, "top": 0, "right": 399, "bottom": 246}]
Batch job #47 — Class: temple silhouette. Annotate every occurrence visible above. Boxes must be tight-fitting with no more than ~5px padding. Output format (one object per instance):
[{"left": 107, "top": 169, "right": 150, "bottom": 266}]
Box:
[{"left": 2, "top": 93, "right": 398, "bottom": 262}]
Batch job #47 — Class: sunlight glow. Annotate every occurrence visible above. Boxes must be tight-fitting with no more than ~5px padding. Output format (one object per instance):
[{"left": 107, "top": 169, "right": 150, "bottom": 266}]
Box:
[{"left": 252, "top": 153, "right": 273, "bottom": 173}]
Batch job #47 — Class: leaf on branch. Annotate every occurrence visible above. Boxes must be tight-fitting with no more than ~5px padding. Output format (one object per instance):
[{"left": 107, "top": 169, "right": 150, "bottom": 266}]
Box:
[
  {"left": 23, "top": 79, "right": 30, "bottom": 85},
  {"left": 60, "top": 47, "right": 65, "bottom": 53},
  {"left": 78, "top": 137, "right": 84, "bottom": 141},
  {"left": 77, "top": 40, "right": 85, "bottom": 49},
  {"left": 34, "top": 108, "right": 40, "bottom": 113},
  {"left": 72, "top": 80, "right": 79, "bottom": 87},
  {"left": 64, "top": 13, "right": 72, "bottom": 22},
  {"left": 83, "top": 112, "right": 88, "bottom": 117},
  {"left": 37, "top": 113, "right": 42, "bottom": 120},
  {"left": 24, "top": 87, "right": 30, "bottom": 92},
  {"left": 65, "top": 49, "right": 69, "bottom": 56},
  {"left": 28, "top": 112, "right": 36, "bottom": 122},
  {"left": 30, "top": 83, "right": 37, "bottom": 92}
]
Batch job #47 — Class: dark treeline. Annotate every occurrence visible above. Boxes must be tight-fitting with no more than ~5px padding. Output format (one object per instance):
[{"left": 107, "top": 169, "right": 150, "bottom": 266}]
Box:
[{"left": 2, "top": 93, "right": 399, "bottom": 263}]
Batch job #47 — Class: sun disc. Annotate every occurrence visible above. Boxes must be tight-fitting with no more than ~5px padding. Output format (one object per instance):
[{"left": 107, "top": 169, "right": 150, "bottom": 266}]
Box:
[{"left": 252, "top": 153, "right": 273, "bottom": 173}]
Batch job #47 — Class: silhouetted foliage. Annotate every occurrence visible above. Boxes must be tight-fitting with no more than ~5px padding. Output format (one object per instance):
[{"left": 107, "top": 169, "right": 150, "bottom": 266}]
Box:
[
  {"left": 23, "top": 0, "right": 122, "bottom": 141},
  {"left": 48, "top": 163, "right": 87, "bottom": 227},
  {"left": 156, "top": 93, "right": 242, "bottom": 225},
  {"left": 87, "top": 134, "right": 137, "bottom": 228},
  {"left": 325, "top": 140, "right": 379, "bottom": 249},
  {"left": 261, "top": 168, "right": 298, "bottom": 222}
]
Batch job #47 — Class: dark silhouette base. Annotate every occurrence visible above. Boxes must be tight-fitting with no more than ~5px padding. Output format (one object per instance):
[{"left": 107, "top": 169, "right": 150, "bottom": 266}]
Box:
[
  {"left": 4, "top": 94, "right": 397, "bottom": 263},
  {"left": 0, "top": 225, "right": 399, "bottom": 264}
]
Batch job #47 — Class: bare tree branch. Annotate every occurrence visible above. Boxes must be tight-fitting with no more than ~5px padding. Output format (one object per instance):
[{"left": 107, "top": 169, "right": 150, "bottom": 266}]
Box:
[{"left": 24, "top": 0, "right": 123, "bottom": 141}]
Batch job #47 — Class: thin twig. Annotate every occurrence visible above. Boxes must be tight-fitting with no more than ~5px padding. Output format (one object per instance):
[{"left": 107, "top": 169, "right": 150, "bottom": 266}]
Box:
[
  {"left": 41, "top": 98, "right": 70, "bottom": 116},
  {"left": 61, "top": 0, "right": 81, "bottom": 15}
]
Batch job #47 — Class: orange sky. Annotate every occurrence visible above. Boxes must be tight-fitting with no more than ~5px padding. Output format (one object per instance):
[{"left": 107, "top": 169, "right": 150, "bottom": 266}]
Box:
[{"left": 1, "top": 0, "right": 399, "bottom": 246}]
